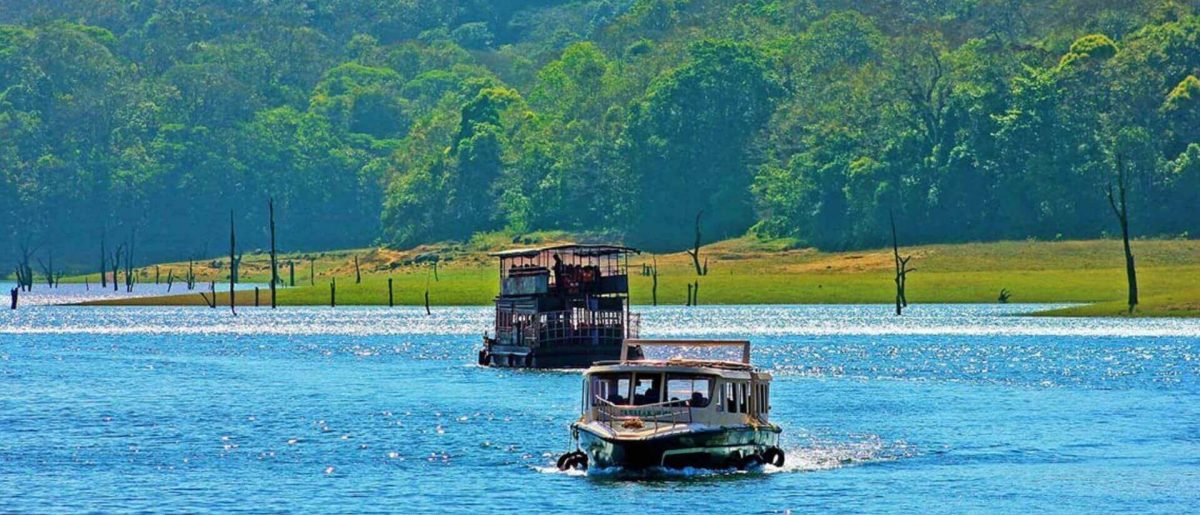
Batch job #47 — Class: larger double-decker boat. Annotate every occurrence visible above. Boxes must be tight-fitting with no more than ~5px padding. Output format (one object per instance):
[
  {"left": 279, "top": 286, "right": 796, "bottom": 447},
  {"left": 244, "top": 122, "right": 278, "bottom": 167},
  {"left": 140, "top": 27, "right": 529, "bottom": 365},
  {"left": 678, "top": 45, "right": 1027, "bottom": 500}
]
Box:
[
  {"left": 479, "top": 244, "right": 642, "bottom": 369},
  {"left": 556, "top": 339, "right": 785, "bottom": 471}
]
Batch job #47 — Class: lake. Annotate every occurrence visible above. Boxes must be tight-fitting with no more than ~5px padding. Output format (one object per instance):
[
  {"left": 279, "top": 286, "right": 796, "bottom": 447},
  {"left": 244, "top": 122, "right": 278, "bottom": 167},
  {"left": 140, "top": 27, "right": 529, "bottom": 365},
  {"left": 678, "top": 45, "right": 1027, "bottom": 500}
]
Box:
[{"left": 2, "top": 303, "right": 1198, "bottom": 513}]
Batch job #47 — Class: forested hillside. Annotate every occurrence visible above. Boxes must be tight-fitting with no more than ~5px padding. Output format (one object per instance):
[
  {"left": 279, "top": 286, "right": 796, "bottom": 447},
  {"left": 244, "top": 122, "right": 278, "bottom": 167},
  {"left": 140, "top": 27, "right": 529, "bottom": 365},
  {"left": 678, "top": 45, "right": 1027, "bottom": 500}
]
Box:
[{"left": 2, "top": 1, "right": 1199, "bottom": 268}]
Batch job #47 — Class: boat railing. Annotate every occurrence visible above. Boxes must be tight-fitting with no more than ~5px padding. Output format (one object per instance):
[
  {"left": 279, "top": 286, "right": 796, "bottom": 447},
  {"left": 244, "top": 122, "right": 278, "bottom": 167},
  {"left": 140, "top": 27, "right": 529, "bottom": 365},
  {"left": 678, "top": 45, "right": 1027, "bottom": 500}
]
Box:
[
  {"left": 593, "top": 397, "right": 692, "bottom": 432},
  {"left": 499, "top": 310, "right": 640, "bottom": 347}
]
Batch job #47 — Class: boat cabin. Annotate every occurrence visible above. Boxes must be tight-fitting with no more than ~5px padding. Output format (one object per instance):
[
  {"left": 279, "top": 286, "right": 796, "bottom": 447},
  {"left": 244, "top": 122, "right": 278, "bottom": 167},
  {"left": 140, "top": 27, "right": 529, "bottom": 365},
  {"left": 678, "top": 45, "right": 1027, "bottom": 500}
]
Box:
[
  {"left": 480, "top": 244, "right": 641, "bottom": 368},
  {"left": 582, "top": 340, "right": 772, "bottom": 432}
]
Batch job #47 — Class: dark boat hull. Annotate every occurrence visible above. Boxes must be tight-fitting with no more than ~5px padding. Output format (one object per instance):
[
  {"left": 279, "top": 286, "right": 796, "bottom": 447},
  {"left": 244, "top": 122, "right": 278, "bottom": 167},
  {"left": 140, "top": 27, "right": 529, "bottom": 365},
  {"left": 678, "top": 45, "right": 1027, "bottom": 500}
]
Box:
[
  {"left": 574, "top": 424, "right": 782, "bottom": 469},
  {"left": 481, "top": 338, "right": 641, "bottom": 369}
]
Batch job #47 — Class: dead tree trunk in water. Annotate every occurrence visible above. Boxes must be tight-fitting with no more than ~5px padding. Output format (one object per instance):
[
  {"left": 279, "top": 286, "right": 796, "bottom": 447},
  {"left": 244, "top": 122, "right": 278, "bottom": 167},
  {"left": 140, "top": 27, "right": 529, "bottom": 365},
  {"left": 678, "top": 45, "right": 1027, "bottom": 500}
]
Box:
[
  {"left": 269, "top": 198, "right": 278, "bottom": 309},
  {"left": 9, "top": 286, "right": 17, "bottom": 310},
  {"left": 686, "top": 283, "right": 693, "bottom": 307},
  {"left": 186, "top": 259, "right": 196, "bottom": 290},
  {"left": 1106, "top": 153, "right": 1139, "bottom": 313},
  {"left": 16, "top": 240, "right": 35, "bottom": 292},
  {"left": 424, "top": 271, "right": 431, "bottom": 315},
  {"left": 693, "top": 281, "right": 699, "bottom": 306},
  {"left": 229, "top": 210, "right": 237, "bottom": 316},
  {"left": 100, "top": 233, "right": 107, "bottom": 288},
  {"left": 166, "top": 270, "right": 174, "bottom": 292},
  {"left": 651, "top": 257, "right": 659, "bottom": 307},
  {"left": 109, "top": 245, "right": 124, "bottom": 293},
  {"left": 309, "top": 258, "right": 315, "bottom": 286},
  {"left": 890, "top": 211, "right": 916, "bottom": 316},
  {"left": 330, "top": 278, "right": 336, "bottom": 308},
  {"left": 684, "top": 210, "right": 705, "bottom": 276},
  {"left": 199, "top": 282, "right": 217, "bottom": 308},
  {"left": 388, "top": 277, "right": 394, "bottom": 307},
  {"left": 124, "top": 230, "right": 136, "bottom": 293},
  {"left": 289, "top": 261, "right": 295, "bottom": 287},
  {"left": 36, "top": 251, "right": 54, "bottom": 288},
  {"left": 354, "top": 255, "right": 361, "bottom": 284}
]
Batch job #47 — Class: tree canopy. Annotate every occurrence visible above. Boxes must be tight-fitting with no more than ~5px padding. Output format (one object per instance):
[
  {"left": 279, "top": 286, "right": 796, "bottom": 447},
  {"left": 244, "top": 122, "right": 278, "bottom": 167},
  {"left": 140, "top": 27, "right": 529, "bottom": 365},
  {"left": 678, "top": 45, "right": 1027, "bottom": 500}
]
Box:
[{"left": 2, "top": 0, "right": 1199, "bottom": 267}]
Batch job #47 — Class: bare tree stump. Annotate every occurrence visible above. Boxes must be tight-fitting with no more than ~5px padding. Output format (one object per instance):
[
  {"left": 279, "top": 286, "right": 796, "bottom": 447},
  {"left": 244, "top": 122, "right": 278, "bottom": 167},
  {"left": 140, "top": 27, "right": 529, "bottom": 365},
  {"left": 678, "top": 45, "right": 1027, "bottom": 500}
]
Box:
[
  {"left": 651, "top": 258, "right": 658, "bottom": 307},
  {"left": 685, "top": 211, "right": 705, "bottom": 276},
  {"left": 388, "top": 277, "right": 394, "bottom": 307}
]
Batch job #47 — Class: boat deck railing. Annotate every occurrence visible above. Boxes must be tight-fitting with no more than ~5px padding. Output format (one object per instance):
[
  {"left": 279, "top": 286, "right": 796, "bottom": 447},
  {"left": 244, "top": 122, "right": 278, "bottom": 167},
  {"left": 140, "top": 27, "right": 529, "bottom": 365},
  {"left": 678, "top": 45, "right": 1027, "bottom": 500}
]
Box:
[
  {"left": 593, "top": 397, "right": 692, "bottom": 433},
  {"left": 497, "top": 311, "right": 641, "bottom": 347}
]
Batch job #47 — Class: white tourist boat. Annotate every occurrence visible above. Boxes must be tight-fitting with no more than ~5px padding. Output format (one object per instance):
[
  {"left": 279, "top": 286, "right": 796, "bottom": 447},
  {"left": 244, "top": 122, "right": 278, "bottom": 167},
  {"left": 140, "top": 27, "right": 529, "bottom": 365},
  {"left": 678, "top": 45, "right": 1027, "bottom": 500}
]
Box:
[{"left": 557, "top": 339, "right": 784, "bottom": 471}]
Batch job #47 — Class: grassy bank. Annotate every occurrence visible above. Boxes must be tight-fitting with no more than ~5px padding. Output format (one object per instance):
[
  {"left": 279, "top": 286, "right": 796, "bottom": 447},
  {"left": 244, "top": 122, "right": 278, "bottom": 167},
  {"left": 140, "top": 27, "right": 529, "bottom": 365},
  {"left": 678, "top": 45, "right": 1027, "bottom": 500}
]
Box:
[{"left": 73, "top": 237, "right": 1200, "bottom": 316}]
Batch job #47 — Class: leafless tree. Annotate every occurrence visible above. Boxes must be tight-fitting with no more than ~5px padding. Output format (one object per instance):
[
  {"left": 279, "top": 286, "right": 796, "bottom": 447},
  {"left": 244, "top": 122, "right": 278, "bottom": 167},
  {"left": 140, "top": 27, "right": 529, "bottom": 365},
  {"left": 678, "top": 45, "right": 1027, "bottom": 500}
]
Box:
[
  {"left": 1106, "top": 152, "right": 1139, "bottom": 313},
  {"left": 890, "top": 211, "right": 917, "bottom": 316}
]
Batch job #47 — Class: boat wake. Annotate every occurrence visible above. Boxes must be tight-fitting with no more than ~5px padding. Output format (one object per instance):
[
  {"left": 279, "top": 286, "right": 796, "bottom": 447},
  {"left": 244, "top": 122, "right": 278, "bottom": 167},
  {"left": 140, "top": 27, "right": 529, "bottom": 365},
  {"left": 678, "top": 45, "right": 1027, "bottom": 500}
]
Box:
[{"left": 535, "top": 435, "right": 914, "bottom": 479}]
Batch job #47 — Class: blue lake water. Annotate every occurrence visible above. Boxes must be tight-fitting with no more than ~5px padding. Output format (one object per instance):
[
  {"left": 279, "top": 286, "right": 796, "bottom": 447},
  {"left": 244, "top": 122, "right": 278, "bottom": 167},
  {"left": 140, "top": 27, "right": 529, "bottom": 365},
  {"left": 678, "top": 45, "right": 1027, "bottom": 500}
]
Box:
[{"left": 2, "top": 303, "right": 1199, "bottom": 513}]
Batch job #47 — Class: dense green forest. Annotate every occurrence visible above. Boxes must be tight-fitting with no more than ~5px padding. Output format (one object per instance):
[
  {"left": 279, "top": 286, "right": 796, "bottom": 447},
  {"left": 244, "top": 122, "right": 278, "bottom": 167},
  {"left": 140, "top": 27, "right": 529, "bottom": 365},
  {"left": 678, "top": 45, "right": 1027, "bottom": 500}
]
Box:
[{"left": 2, "top": 1, "right": 1199, "bottom": 268}]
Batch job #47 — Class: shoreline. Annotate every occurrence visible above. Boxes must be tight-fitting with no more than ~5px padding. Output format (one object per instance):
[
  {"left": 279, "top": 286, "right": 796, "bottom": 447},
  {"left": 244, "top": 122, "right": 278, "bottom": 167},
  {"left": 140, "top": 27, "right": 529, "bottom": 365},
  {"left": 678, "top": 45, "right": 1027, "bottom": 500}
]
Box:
[{"left": 13, "top": 237, "right": 1198, "bottom": 318}]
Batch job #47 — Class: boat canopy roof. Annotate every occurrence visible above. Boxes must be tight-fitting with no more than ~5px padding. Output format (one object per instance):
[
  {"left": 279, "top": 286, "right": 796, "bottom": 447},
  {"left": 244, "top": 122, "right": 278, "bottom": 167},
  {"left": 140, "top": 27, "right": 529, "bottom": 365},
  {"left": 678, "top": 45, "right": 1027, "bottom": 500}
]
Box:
[
  {"left": 589, "top": 358, "right": 755, "bottom": 373},
  {"left": 489, "top": 244, "right": 640, "bottom": 259},
  {"left": 622, "top": 339, "right": 752, "bottom": 365}
]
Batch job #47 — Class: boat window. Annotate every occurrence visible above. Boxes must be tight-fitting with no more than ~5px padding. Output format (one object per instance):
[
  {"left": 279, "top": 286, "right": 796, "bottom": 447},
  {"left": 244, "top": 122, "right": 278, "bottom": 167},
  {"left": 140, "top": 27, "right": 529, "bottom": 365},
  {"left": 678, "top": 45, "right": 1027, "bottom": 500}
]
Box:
[
  {"left": 665, "top": 375, "right": 712, "bottom": 408},
  {"left": 723, "top": 382, "right": 736, "bottom": 412},
  {"left": 737, "top": 383, "right": 747, "bottom": 413},
  {"left": 590, "top": 373, "right": 632, "bottom": 406},
  {"left": 632, "top": 373, "right": 663, "bottom": 405}
]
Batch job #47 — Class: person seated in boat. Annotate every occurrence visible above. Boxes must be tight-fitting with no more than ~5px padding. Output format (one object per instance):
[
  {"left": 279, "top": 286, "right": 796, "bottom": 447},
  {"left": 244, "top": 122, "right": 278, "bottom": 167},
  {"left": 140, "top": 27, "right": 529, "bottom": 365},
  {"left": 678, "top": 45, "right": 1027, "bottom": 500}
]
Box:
[
  {"left": 634, "top": 380, "right": 661, "bottom": 405},
  {"left": 607, "top": 390, "right": 626, "bottom": 405},
  {"left": 688, "top": 391, "right": 708, "bottom": 408}
]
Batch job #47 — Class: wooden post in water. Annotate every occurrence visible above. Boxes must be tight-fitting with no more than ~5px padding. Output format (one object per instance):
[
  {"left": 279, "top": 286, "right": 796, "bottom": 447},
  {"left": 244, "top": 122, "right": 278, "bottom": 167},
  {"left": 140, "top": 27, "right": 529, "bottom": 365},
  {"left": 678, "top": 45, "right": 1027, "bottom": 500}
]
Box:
[
  {"left": 686, "top": 283, "right": 693, "bottom": 307},
  {"left": 330, "top": 278, "right": 336, "bottom": 308},
  {"left": 9, "top": 287, "right": 16, "bottom": 310},
  {"left": 230, "top": 210, "right": 237, "bottom": 316},
  {"left": 155, "top": 265, "right": 160, "bottom": 284},
  {"left": 354, "top": 255, "right": 361, "bottom": 284},
  {"left": 255, "top": 287, "right": 260, "bottom": 307},
  {"left": 289, "top": 261, "right": 295, "bottom": 287},
  {"left": 310, "top": 258, "right": 315, "bottom": 286},
  {"left": 693, "top": 281, "right": 699, "bottom": 306},
  {"left": 388, "top": 277, "right": 394, "bottom": 307},
  {"left": 166, "top": 270, "right": 174, "bottom": 292},
  {"left": 268, "top": 198, "right": 278, "bottom": 309}
]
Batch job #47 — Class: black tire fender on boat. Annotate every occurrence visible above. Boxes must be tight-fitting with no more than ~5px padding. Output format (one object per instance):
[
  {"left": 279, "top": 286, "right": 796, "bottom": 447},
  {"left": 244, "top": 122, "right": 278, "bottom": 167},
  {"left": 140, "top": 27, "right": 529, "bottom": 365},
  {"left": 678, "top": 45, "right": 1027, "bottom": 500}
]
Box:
[
  {"left": 557, "top": 451, "right": 587, "bottom": 471},
  {"left": 764, "top": 447, "right": 785, "bottom": 467},
  {"left": 477, "top": 349, "right": 489, "bottom": 366}
]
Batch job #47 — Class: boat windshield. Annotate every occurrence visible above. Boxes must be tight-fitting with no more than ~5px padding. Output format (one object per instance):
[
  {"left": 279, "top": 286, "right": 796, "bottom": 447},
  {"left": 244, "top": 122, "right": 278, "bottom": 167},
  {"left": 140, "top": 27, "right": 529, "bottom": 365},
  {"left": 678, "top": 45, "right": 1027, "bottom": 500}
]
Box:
[
  {"left": 590, "top": 372, "right": 713, "bottom": 408},
  {"left": 591, "top": 373, "right": 633, "bottom": 405},
  {"left": 665, "top": 374, "right": 712, "bottom": 408}
]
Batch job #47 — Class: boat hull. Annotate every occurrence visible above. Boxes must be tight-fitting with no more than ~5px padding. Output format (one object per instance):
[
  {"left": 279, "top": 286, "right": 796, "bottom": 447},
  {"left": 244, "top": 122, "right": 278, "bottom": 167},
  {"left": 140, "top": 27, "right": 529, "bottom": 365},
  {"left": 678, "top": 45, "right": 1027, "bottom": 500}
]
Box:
[
  {"left": 574, "top": 423, "right": 782, "bottom": 470},
  {"left": 482, "top": 338, "right": 641, "bottom": 369}
]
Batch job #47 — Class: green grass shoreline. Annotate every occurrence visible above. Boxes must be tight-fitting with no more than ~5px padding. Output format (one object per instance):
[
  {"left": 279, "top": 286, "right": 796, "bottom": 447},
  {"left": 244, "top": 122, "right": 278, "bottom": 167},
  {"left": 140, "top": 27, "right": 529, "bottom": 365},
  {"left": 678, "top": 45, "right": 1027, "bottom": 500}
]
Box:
[{"left": 60, "top": 237, "right": 1200, "bottom": 317}]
